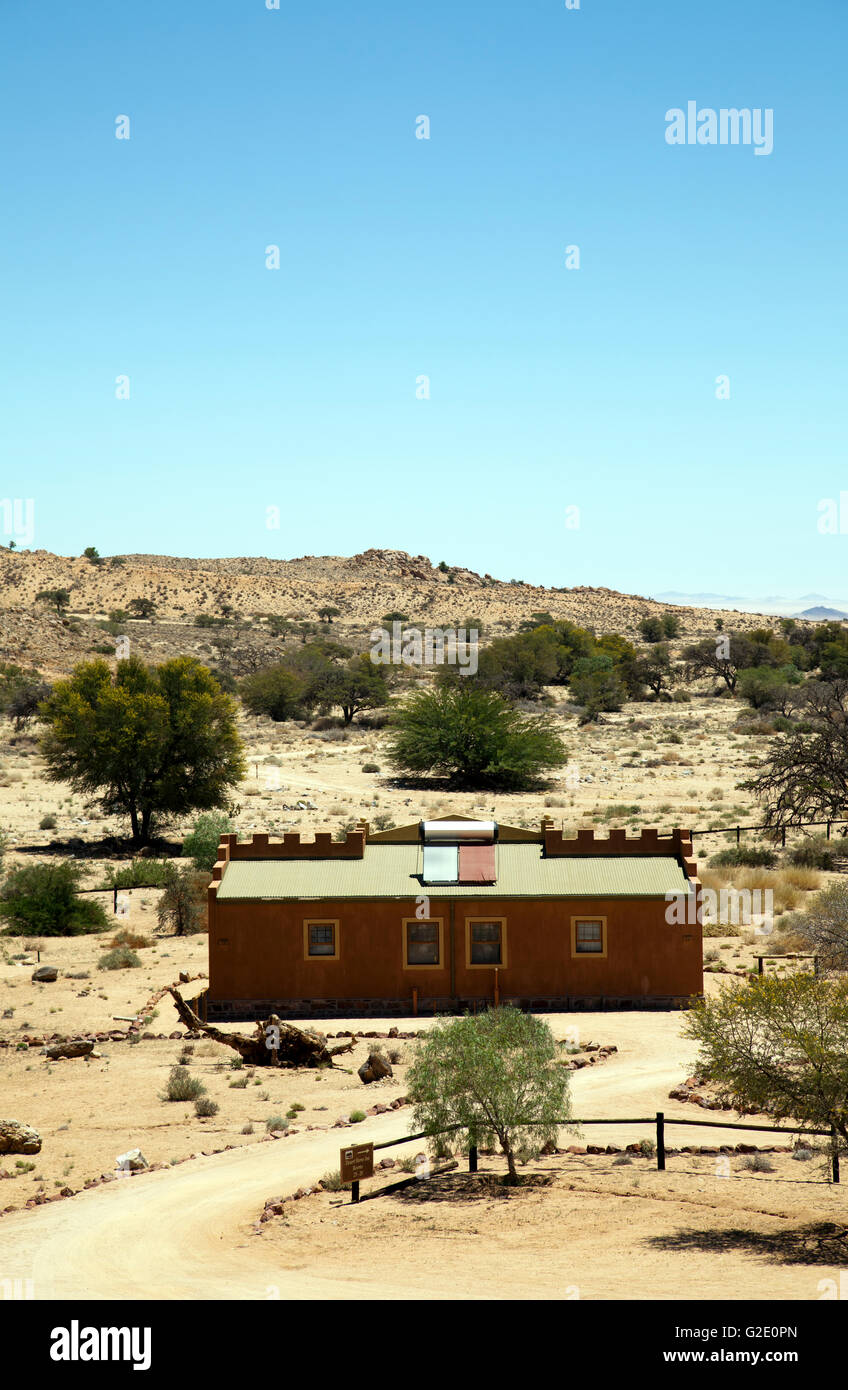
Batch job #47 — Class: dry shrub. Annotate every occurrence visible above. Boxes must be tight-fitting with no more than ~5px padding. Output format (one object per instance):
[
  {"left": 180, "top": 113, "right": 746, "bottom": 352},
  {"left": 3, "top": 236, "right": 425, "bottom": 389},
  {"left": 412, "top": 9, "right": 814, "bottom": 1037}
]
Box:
[
  {"left": 110, "top": 928, "right": 152, "bottom": 950},
  {"left": 779, "top": 867, "right": 822, "bottom": 891}
]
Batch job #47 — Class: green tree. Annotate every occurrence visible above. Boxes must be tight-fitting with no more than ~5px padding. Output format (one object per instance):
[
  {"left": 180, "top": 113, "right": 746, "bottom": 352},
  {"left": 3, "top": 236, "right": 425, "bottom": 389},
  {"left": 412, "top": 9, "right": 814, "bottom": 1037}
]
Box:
[
  {"left": 39, "top": 656, "right": 246, "bottom": 846},
  {"left": 128, "top": 598, "right": 156, "bottom": 619},
  {"left": 407, "top": 1008, "right": 574, "bottom": 1184},
  {"left": 661, "top": 613, "right": 681, "bottom": 638},
  {"left": 475, "top": 628, "right": 561, "bottom": 699},
  {"left": 737, "top": 664, "right": 801, "bottom": 713},
  {"left": 240, "top": 665, "right": 306, "bottom": 721},
  {"left": 182, "top": 811, "right": 235, "bottom": 872},
  {"left": 314, "top": 654, "right": 390, "bottom": 725},
  {"left": 318, "top": 605, "right": 341, "bottom": 624},
  {"left": 266, "top": 615, "right": 292, "bottom": 640},
  {"left": 639, "top": 616, "right": 665, "bottom": 643},
  {"left": 520, "top": 610, "right": 556, "bottom": 630},
  {"left": 0, "top": 861, "right": 108, "bottom": 937},
  {"left": 0, "top": 663, "right": 49, "bottom": 727},
  {"left": 82, "top": 546, "right": 102, "bottom": 565},
  {"left": 635, "top": 643, "right": 676, "bottom": 699},
  {"left": 683, "top": 633, "right": 758, "bottom": 692},
  {"left": 35, "top": 588, "right": 71, "bottom": 615},
  {"left": 239, "top": 664, "right": 305, "bottom": 722},
  {"left": 569, "top": 658, "right": 627, "bottom": 720},
  {"left": 386, "top": 683, "right": 567, "bottom": 788},
  {"left": 684, "top": 973, "right": 848, "bottom": 1152}
]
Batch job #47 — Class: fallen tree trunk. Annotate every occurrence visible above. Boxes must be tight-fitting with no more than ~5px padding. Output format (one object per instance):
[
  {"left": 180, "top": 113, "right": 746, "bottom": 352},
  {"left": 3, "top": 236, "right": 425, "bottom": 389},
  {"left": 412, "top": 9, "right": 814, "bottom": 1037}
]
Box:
[{"left": 167, "top": 988, "right": 354, "bottom": 1067}]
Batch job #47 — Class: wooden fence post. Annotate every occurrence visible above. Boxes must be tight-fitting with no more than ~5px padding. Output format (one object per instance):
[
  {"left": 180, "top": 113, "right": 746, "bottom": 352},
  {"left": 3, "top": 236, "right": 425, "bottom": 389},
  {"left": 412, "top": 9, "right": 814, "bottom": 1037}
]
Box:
[
  {"left": 469, "top": 1144, "right": 478, "bottom": 1173},
  {"left": 736, "top": 826, "right": 741, "bottom": 845},
  {"left": 656, "top": 1112, "right": 665, "bottom": 1171},
  {"left": 832, "top": 1128, "right": 841, "bottom": 1185},
  {"left": 351, "top": 1180, "right": 360, "bottom": 1204}
]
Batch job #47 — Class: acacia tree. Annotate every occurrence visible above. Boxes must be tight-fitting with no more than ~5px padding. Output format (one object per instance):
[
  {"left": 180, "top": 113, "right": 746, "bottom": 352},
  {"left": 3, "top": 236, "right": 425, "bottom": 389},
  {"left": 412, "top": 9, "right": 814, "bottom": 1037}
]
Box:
[
  {"left": 635, "top": 643, "right": 676, "bottom": 699},
  {"left": 35, "top": 588, "right": 71, "bottom": 615},
  {"left": 314, "top": 654, "right": 390, "bottom": 725},
  {"left": 684, "top": 973, "right": 848, "bottom": 1152},
  {"left": 683, "top": 632, "right": 773, "bottom": 693},
  {"left": 157, "top": 866, "right": 206, "bottom": 935},
  {"left": 386, "top": 683, "right": 567, "bottom": 788},
  {"left": 39, "top": 656, "right": 246, "bottom": 846},
  {"left": 791, "top": 881, "right": 848, "bottom": 973},
  {"left": 128, "top": 597, "right": 156, "bottom": 618},
  {"left": 407, "top": 1008, "right": 574, "bottom": 1184},
  {"left": 745, "top": 679, "right": 848, "bottom": 827}
]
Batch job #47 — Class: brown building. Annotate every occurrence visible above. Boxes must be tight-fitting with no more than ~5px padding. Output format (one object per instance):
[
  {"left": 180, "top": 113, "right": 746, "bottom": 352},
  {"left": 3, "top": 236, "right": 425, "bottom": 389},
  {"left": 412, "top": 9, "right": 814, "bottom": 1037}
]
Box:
[{"left": 205, "top": 815, "right": 703, "bottom": 1020}]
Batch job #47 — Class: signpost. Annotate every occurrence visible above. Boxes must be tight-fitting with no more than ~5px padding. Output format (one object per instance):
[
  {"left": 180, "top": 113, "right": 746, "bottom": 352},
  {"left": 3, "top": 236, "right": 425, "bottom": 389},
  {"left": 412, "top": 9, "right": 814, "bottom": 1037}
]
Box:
[{"left": 340, "top": 1142, "right": 374, "bottom": 1203}]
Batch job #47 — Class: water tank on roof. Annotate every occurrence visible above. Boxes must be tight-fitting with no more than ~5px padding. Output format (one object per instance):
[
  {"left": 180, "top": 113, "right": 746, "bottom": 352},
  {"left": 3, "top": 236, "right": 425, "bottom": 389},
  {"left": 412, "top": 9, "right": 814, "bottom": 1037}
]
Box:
[{"left": 420, "top": 820, "right": 497, "bottom": 843}]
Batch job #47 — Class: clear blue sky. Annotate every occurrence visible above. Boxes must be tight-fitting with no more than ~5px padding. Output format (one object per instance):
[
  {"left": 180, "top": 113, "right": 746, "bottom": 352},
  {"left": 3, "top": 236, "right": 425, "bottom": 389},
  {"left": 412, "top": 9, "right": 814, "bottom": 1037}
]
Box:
[{"left": 1, "top": 1, "right": 845, "bottom": 598}]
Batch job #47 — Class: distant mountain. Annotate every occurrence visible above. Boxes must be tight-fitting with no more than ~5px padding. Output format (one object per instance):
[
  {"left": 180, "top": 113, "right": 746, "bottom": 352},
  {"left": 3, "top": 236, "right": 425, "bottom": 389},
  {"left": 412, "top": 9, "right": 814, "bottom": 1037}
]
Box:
[
  {"left": 654, "top": 591, "right": 848, "bottom": 619},
  {"left": 798, "top": 606, "right": 848, "bottom": 621}
]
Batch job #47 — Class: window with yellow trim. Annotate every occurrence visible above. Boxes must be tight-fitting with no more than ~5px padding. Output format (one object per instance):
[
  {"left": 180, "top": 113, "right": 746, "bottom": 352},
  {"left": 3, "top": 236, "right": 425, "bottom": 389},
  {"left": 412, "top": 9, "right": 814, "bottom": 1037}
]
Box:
[
  {"left": 469, "top": 919, "right": 504, "bottom": 966},
  {"left": 404, "top": 919, "right": 441, "bottom": 967},
  {"left": 305, "top": 920, "right": 337, "bottom": 958},
  {"left": 573, "top": 918, "right": 605, "bottom": 955}
]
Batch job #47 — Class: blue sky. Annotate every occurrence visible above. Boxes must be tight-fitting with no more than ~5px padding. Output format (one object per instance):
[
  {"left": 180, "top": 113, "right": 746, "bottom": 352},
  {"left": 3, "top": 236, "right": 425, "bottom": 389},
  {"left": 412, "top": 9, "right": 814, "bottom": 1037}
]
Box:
[{"left": 1, "top": 0, "right": 845, "bottom": 598}]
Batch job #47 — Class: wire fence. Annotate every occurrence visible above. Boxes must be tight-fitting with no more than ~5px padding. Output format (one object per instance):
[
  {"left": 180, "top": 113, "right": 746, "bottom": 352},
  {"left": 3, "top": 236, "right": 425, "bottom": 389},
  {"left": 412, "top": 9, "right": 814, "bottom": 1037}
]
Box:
[{"left": 688, "top": 817, "right": 848, "bottom": 845}]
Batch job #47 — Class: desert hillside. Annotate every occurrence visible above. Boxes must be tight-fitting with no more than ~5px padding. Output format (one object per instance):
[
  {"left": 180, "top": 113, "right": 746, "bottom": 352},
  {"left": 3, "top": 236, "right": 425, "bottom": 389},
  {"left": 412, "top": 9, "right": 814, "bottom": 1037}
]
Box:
[{"left": 0, "top": 547, "right": 779, "bottom": 679}]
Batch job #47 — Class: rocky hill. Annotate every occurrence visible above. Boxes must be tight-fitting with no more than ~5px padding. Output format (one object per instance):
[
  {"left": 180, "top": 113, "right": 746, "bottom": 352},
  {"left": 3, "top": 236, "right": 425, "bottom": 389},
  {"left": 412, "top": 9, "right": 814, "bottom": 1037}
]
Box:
[{"left": 0, "top": 546, "right": 783, "bottom": 677}]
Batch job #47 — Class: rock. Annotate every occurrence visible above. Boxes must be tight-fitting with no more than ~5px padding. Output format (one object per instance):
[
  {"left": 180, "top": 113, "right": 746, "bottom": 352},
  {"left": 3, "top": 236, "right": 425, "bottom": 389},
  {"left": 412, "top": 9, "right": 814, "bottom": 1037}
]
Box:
[
  {"left": 540, "top": 1139, "right": 557, "bottom": 1156},
  {"left": 0, "top": 1120, "right": 42, "bottom": 1155},
  {"left": 115, "top": 1148, "right": 149, "bottom": 1172},
  {"left": 379, "top": 1157, "right": 396, "bottom": 1169},
  {"left": 31, "top": 966, "right": 58, "bottom": 983},
  {"left": 179, "top": 972, "right": 190, "bottom": 983},
  {"left": 40, "top": 1040, "right": 95, "bottom": 1061},
  {"left": 358, "top": 1052, "right": 393, "bottom": 1085}
]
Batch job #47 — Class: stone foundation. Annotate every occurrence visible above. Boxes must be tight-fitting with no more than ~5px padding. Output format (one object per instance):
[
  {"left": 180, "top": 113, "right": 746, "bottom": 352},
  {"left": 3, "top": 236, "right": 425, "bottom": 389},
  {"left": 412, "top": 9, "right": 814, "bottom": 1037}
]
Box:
[{"left": 206, "top": 994, "right": 699, "bottom": 1022}]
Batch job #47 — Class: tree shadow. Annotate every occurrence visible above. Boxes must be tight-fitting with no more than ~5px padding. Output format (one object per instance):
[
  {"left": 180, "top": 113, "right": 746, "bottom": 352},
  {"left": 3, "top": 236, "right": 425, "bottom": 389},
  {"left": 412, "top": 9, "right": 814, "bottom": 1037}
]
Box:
[
  {"left": 649, "top": 1221, "right": 848, "bottom": 1267},
  {"left": 13, "top": 837, "right": 183, "bottom": 860},
  {"left": 389, "top": 1171, "right": 555, "bottom": 1205}
]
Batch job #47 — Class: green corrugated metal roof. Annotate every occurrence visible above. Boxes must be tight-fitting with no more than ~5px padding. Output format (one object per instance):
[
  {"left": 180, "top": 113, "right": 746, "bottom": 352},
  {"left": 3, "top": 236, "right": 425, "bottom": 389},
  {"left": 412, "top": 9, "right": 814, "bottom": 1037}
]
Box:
[{"left": 216, "top": 844, "right": 689, "bottom": 901}]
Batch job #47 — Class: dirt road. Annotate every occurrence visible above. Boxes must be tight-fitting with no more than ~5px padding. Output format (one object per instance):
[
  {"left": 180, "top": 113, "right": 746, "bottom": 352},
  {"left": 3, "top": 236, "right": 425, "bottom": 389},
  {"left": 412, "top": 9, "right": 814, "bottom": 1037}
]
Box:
[{"left": 0, "top": 1012, "right": 814, "bottom": 1300}]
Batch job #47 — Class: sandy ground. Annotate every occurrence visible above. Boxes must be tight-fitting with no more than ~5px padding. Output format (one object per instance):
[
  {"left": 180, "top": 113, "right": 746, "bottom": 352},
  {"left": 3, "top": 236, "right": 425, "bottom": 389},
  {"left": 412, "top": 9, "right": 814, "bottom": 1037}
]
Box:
[{"left": 1, "top": 1005, "right": 844, "bottom": 1301}]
